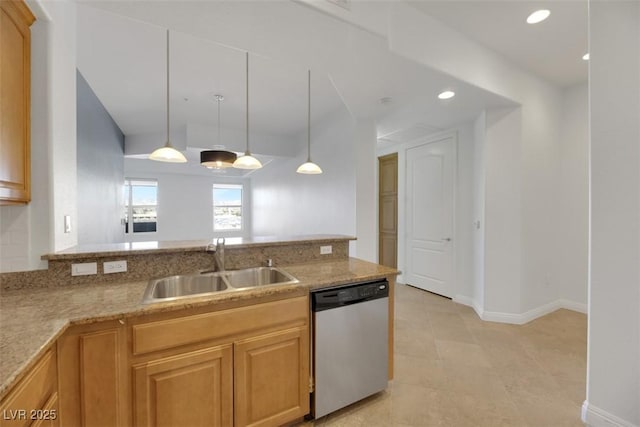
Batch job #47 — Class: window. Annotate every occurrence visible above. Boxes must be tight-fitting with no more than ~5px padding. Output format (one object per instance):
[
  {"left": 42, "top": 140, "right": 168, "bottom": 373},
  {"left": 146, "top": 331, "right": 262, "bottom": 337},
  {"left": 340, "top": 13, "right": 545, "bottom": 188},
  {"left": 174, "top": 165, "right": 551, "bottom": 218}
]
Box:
[
  {"left": 213, "top": 184, "right": 243, "bottom": 231},
  {"left": 124, "top": 179, "right": 158, "bottom": 233}
]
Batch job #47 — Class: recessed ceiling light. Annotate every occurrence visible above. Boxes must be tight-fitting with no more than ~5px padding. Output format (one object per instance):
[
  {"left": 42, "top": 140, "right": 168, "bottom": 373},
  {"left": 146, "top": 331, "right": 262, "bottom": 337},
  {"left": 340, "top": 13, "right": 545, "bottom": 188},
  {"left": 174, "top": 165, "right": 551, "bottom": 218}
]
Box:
[
  {"left": 438, "top": 90, "right": 455, "bottom": 100},
  {"left": 526, "top": 9, "right": 550, "bottom": 24},
  {"left": 582, "top": 53, "right": 590, "bottom": 61}
]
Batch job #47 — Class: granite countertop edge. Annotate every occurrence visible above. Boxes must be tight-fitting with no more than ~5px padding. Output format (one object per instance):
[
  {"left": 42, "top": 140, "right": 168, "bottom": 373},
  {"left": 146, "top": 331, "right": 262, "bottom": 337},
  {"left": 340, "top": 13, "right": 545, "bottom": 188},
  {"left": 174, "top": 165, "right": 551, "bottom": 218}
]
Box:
[
  {"left": 42, "top": 235, "right": 357, "bottom": 261},
  {"left": 0, "top": 257, "right": 398, "bottom": 399}
]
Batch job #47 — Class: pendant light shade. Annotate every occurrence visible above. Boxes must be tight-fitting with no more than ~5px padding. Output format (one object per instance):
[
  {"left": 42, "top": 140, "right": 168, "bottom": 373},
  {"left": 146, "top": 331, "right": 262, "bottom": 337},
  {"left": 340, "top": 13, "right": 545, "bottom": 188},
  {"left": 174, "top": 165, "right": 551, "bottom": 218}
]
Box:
[
  {"left": 297, "top": 161, "right": 322, "bottom": 174},
  {"left": 233, "top": 52, "right": 262, "bottom": 170},
  {"left": 201, "top": 95, "right": 237, "bottom": 169},
  {"left": 150, "top": 30, "right": 187, "bottom": 163},
  {"left": 201, "top": 150, "right": 237, "bottom": 169},
  {"left": 297, "top": 70, "right": 322, "bottom": 174}
]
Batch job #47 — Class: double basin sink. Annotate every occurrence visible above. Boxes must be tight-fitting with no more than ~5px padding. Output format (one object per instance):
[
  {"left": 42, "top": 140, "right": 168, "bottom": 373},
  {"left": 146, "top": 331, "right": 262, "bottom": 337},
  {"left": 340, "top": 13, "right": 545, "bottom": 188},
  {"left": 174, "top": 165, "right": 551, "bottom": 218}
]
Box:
[{"left": 142, "top": 267, "right": 299, "bottom": 304}]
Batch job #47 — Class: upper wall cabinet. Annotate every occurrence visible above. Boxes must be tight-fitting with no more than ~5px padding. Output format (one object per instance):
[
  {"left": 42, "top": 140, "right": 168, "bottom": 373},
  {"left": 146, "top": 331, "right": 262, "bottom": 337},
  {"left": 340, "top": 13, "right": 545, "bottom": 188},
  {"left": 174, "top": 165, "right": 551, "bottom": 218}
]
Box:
[{"left": 0, "top": 0, "right": 35, "bottom": 205}]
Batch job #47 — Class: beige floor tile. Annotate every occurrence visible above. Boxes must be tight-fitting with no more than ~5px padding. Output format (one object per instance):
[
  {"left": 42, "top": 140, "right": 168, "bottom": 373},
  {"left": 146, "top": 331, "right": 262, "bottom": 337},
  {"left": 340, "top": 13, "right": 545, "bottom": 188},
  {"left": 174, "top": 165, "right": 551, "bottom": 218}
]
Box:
[
  {"left": 361, "top": 383, "right": 449, "bottom": 426},
  {"left": 552, "top": 375, "right": 587, "bottom": 406},
  {"left": 428, "top": 311, "right": 477, "bottom": 344},
  {"left": 395, "top": 326, "right": 440, "bottom": 359},
  {"left": 394, "top": 354, "right": 449, "bottom": 389},
  {"left": 441, "top": 361, "right": 508, "bottom": 399},
  {"left": 297, "top": 284, "right": 586, "bottom": 427},
  {"left": 509, "top": 390, "right": 584, "bottom": 427},
  {"left": 435, "top": 340, "right": 492, "bottom": 368},
  {"left": 439, "top": 389, "right": 528, "bottom": 427}
]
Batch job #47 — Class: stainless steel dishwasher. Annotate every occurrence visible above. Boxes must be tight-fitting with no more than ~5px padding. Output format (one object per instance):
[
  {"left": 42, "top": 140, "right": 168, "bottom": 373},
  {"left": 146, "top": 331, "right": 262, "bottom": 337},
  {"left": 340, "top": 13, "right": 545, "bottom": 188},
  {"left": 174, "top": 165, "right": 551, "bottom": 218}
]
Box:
[{"left": 311, "top": 279, "right": 389, "bottom": 418}]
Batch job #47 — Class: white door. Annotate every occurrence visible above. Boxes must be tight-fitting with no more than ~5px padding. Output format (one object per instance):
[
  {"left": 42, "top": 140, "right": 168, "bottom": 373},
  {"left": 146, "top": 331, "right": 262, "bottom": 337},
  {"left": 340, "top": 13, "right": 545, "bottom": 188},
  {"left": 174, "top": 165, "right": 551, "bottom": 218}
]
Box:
[{"left": 405, "top": 137, "right": 455, "bottom": 297}]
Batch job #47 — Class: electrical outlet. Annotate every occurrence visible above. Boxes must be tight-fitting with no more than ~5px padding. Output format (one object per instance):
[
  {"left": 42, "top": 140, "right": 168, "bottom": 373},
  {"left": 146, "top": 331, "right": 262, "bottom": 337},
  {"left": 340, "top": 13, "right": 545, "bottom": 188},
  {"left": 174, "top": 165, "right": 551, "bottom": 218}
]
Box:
[
  {"left": 104, "top": 260, "right": 127, "bottom": 274},
  {"left": 71, "top": 262, "right": 97, "bottom": 276},
  {"left": 320, "top": 245, "right": 333, "bottom": 255}
]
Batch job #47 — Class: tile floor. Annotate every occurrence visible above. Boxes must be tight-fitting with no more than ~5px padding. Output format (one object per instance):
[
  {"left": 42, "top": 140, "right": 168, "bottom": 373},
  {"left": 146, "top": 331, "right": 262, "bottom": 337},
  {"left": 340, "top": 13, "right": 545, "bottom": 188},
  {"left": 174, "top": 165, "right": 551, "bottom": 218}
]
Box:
[{"left": 300, "top": 283, "right": 587, "bottom": 427}]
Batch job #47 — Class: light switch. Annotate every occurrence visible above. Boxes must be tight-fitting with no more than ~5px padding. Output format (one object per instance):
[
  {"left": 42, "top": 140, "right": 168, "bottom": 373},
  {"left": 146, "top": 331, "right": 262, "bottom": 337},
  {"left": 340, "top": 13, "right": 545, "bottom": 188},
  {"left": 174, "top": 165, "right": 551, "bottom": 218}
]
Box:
[{"left": 64, "top": 215, "right": 71, "bottom": 233}]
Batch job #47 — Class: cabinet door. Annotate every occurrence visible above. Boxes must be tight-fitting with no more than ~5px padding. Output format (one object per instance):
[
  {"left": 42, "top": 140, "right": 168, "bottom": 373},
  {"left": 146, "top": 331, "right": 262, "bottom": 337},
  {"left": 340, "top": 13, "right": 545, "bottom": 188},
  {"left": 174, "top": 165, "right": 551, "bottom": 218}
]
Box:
[
  {"left": 133, "top": 345, "right": 233, "bottom": 427},
  {"left": 0, "top": 0, "right": 34, "bottom": 204},
  {"left": 30, "top": 393, "right": 59, "bottom": 427},
  {"left": 234, "top": 327, "right": 309, "bottom": 427},
  {"left": 57, "top": 323, "right": 128, "bottom": 427},
  {"left": 0, "top": 348, "right": 57, "bottom": 427}
]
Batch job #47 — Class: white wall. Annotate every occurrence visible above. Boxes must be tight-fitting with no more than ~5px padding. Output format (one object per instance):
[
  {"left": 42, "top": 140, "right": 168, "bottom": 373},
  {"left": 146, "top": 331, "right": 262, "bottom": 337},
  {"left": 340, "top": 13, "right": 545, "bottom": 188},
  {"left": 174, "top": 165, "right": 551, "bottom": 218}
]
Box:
[
  {"left": 250, "top": 109, "right": 357, "bottom": 242},
  {"left": 355, "top": 120, "right": 377, "bottom": 262},
  {"left": 483, "top": 107, "right": 523, "bottom": 314},
  {"left": 0, "top": 0, "right": 78, "bottom": 271},
  {"left": 585, "top": 2, "right": 640, "bottom": 426},
  {"left": 124, "top": 158, "right": 251, "bottom": 242},
  {"left": 471, "top": 112, "right": 486, "bottom": 312},
  {"left": 0, "top": 206, "right": 32, "bottom": 272},
  {"left": 47, "top": 0, "right": 78, "bottom": 251},
  {"left": 454, "top": 122, "right": 475, "bottom": 302},
  {"left": 557, "top": 83, "right": 588, "bottom": 308},
  {"left": 385, "top": 3, "right": 580, "bottom": 321}
]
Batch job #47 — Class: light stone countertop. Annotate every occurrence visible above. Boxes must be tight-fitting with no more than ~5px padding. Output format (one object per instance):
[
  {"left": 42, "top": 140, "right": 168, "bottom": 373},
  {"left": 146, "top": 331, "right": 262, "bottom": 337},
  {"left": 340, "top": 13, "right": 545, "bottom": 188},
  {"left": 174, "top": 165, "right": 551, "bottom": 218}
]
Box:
[
  {"left": 0, "top": 258, "right": 397, "bottom": 399},
  {"left": 42, "top": 235, "right": 356, "bottom": 260}
]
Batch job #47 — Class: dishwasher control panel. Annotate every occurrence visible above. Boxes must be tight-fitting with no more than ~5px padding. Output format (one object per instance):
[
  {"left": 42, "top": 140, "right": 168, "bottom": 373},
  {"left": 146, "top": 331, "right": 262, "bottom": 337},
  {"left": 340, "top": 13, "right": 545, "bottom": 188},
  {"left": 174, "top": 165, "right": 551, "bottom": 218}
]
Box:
[{"left": 312, "top": 279, "right": 389, "bottom": 312}]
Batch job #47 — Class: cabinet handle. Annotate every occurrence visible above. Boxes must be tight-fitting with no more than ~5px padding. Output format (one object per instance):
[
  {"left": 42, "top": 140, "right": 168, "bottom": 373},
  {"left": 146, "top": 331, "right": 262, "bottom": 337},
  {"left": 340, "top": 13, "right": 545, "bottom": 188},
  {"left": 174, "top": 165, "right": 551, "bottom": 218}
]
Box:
[{"left": 118, "top": 319, "right": 125, "bottom": 325}]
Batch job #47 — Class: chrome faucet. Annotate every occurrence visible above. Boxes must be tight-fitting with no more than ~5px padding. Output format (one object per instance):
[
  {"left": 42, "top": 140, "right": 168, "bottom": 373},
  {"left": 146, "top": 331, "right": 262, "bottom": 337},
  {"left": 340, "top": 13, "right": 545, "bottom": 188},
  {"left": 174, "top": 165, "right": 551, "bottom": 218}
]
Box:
[
  {"left": 205, "top": 237, "right": 226, "bottom": 272},
  {"left": 214, "top": 237, "right": 225, "bottom": 271}
]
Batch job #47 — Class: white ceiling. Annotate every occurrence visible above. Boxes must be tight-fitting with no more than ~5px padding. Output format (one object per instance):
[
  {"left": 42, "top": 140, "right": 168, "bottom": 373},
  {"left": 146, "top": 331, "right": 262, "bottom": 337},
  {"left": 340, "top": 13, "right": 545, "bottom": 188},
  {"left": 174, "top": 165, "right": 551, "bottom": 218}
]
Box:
[
  {"left": 408, "top": 0, "right": 588, "bottom": 88},
  {"left": 76, "top": 1, "right": 516, "bottom": 153},
  {"left": 77, "top": 4, "right": 344, "bottom": 138}
]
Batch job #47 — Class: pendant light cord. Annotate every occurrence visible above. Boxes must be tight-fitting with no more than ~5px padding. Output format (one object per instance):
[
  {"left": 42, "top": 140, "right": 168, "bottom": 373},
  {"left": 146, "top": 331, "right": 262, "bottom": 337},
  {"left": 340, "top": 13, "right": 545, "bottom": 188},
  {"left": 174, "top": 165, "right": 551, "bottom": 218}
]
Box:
[
  {"left": 246, "top": 52, "right": 250, "bottom": 154},
  {"left": 307, "top": 69, "right": 311, "bottom": 162},
  {"left": 217, "top": 96, "right": 221, "bottom": 146},
  {"left": 166, "top": 29, "right": 170, "bottom": 146}
]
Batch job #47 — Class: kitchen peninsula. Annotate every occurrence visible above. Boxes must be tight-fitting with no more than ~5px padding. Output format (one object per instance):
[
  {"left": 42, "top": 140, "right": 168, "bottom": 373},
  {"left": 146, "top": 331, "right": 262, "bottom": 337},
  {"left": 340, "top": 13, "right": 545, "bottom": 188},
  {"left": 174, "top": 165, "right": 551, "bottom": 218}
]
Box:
[{"left": 0, "top": 235, "right": 398, "bottom": 426}]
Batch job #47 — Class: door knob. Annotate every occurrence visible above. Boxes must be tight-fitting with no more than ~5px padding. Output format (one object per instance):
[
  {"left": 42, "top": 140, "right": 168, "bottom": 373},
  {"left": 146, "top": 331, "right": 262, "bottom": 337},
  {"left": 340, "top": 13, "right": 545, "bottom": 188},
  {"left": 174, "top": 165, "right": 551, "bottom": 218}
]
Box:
[{"left": 442, "top": 238, "right": 452, "bottom": 242}]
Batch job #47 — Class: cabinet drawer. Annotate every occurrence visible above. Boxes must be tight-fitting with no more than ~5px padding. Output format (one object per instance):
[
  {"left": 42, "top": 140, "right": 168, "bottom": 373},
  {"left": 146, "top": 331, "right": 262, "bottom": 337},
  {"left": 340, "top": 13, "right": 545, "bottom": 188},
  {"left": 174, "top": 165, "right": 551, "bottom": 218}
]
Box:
[
  {"left": 133, "top": 296, "right": 308, "bottom": 355},
  {"left": 0, "top": 348, "right": 57, "bottom": 427}
]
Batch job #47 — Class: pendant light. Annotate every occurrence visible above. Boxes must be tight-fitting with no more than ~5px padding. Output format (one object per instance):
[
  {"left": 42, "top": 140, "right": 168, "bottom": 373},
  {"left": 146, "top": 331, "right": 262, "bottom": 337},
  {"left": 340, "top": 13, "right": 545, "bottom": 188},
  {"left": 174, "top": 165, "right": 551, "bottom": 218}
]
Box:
[
  {"left": 149, "top": 30, "right": 187, "bottom": 163},
  {"left": 201, "top": 95, "right": 237, "bottom": 169},
  {"left": 233, "top": 52, "right": 262, "bottom": 169},
  {"left": 297, "top": 70, "right": 322, "bottom": 174}
]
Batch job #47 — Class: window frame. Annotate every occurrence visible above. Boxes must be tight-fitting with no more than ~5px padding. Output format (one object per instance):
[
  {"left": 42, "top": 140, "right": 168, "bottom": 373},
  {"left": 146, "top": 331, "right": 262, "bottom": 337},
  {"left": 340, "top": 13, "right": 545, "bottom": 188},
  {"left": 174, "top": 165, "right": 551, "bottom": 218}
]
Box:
[
  {"left": 212, "top": 183, "right": 244, "bottom": 232},
  {"left": 124, "top": 178, "right": 159, "bottom": 235}
]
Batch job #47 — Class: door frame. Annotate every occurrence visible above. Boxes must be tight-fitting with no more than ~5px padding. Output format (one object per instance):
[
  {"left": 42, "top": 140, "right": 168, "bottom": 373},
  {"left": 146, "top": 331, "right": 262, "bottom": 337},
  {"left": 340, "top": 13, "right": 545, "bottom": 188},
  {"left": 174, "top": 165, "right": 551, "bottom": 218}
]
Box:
[{"left": 377, "top": 130, "right": 458, "bottom": 296}]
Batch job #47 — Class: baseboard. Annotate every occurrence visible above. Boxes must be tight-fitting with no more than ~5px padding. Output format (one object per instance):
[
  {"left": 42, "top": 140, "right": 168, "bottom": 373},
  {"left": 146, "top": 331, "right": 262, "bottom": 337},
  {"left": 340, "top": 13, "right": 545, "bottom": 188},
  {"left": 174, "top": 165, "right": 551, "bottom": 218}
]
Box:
[
  {"left": 582, "top": 400, "right": 639, "bottom": 427},
  {"left": 452, "top": 296, "right": 587, "bottom": 325},
  {"left": 453, "top": 294, "right": 485, "bottom": 319},
  {"left": 452, "top": 294, "right": 474, "bottom": 306},
  {"left": 557, "top": 298, "right": 588, "bottom": 314}
]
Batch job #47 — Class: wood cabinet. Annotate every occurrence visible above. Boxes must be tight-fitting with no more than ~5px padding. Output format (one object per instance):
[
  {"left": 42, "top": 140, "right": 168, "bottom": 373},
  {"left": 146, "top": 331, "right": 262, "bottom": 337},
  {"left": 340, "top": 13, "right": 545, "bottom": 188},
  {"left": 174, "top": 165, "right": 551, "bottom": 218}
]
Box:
[
  {"left": 133, "top": 345, "right": 233, "bottom": 427},
  {"left": 57, "top": 320, "right": 129, "bottom": 427},
  {"left": 234, "top": 327, "right": 309, "bottom": 427},
  {"left": 0, "top": 0, "right": 34, "bottom": 204},
  {"left": 3, "top": 294, "right": 311, "bottom": 427},
  {"left": 130, "top": 295, "right": 310, "bottom": 427},
  {"left": 0, "top": 348, "right": 58, "bottom": 427}
]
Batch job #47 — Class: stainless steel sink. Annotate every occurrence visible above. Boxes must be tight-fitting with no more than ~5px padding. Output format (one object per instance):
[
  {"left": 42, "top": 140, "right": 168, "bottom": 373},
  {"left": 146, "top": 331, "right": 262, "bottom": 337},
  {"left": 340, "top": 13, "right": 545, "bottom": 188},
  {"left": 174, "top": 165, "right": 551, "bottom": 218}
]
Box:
[
  {"left": 224, "top": 267, "right": 299, "bottom": 289},
  {"left": 142, "top": 267, "right": 299, "bottom": 303},
  {"left": 143, "top": 273, "right": 229, "bottom": 303}
]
